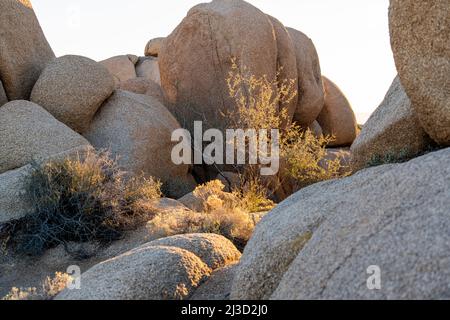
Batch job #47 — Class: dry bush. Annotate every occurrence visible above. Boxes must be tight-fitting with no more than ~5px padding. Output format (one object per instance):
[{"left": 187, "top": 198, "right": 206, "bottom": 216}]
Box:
[
  {"left": 147, "top": 180, "right": 272, "bottom": 250},
  {"left": 231, "top": 176, "right": 275, "bottom": 213},
  {"left": 281, "top": 126, "right": 346, "bottom": 189},
  {"left": 6, "top": 150, "right": 161, "bottom": 256},
  {"left": 226, "top": 58, "right": 297, "bottom": 131},
  {"left": 225, "top": 60, "right": 348, "bottom": 196},
  {"left": 2, "top": 272, "right": 71, "bottom": 300}
]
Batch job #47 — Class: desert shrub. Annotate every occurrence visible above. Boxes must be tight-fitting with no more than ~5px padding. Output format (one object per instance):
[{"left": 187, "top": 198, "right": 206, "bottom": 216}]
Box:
[
  {"left": 231, "top": 176, "right": 275, "bottom": 213},
  {"left": 226, "top": 58, "right": 297, "bottom": 131},
  {"left": 225, "top": 60, "right": 348, "bottom": 196},
  {"left": 7, "top": 150, "right": 161, "bottom": 256},
  {"left": 147, "top": 180, "right": 271, "bottom": 251},
  {"left": 281, "top": 126, "right": 346, "bottom": 189},
  {"left": 193, "top": 179, "right": 274, "bottom": 213},
  {"left": 147, "top": 207, "right": 259, "bottom": 251},
  {"left": 2, "top": 272, "right": 71, "bottom": 300}
]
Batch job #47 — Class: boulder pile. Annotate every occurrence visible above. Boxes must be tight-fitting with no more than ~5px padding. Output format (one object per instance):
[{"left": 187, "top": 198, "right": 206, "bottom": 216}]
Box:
[
  {"left": 159, "top": 0, "right": 358, "bottom": 145},
  {"left": 1, "top": 0, "right": 448, "bottom": 301},
  {"left": 231, "top": 0, "right": 450, "bottom": 300},
  {"left": 56, "top": 233, "right": 241, "bottom": 300}
]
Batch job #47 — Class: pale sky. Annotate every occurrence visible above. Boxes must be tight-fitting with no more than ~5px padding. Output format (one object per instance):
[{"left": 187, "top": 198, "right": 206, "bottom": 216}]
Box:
[{"left": 32, "top": 0, "right": 397, "bottom": 124}]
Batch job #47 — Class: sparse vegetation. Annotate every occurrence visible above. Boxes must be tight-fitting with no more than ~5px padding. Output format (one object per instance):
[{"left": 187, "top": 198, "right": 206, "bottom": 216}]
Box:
[
  {"left": 365, "top": 144, "right": 440, "bottom": 168},
  {"left": 146, "top": 180, "right": 273, "bottom": 250},
  {"left": 2, "top": 272, "right": 71, "bottom": 300},
  {"left": 366, "top": 149, "right": 411, "bottom": 168},
  {"left": 5, "top": 150, "right": 161, "bottom": 256},
  {"left": 281, "top": 127, "right": 346, "bottom": 189},
  {"left": 225, "top": 59, "right": 348, "bottom": 197}
]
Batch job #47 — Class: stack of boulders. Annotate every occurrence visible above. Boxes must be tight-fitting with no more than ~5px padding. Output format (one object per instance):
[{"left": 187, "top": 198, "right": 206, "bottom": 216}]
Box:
[
  {"left": 231, "top": 0, "right": 450, "bottom": 300},
  {"left": 0, "top": 0, "right": 197, "bottom": 225},
  {"left": 56, "top": 233, "right": 241, "bottom": 300},
  {"left": 4, "top": 0, "right": 447, "bottom": 301},
  {"left": 0, "top": 0, "right": 360, "bottom": 225},
  {"left": 351, "top": 0, "right": 449, "bottom": 170},
  {"left": 158, "top": 0, "right": 358, "bottom": 147},
  {"left": 155, "top": 0, "right": 358, "bottom": 198}
]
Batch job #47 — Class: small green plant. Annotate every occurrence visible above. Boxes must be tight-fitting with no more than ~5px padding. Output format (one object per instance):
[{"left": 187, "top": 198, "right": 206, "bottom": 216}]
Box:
[{"left": 6, "top": 150, "right": 161, "bottom": 256}]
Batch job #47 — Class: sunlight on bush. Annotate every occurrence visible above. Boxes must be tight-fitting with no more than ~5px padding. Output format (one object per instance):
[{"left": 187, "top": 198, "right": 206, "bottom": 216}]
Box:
[
  {"left": 193, "top": 179, "right": 274, "bottom": 213},
  {"left": 7, "top": 150, "right": 161, "bottom": 256},
  {"left": 226, "top": 58, "right": 297, "bottom": 131},
  {"left": 2, "top": 272, "right": 71, "bottom": 300},
  {"left": 147, "top": 180, "right": 272, "bottom": 250},
  {"left": 226, "top": 59, "right": 349, "bottom": 195},
  {"left": 281, "top": 127, "right": 346, "bottom": 188},
  {"left": 231, "top": 177, "right": 275, "bottom": 213}
]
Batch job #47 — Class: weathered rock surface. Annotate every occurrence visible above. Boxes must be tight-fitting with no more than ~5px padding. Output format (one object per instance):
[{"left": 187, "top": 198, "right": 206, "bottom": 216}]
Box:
[
  {"left": 53, "top": 233, "right": 239, "bottom": 300},
  {"left": 144, "top": 80, "right": 165, "bottom": 104},
  {"left": 0, "top": 0, "right": 55, "bottom": 100},
  {"left": 389, "top": 0, "right": 450, "bottom": 145},
  {"left": 351, "top": 76, "right": 431, "bottom": 171},
  {"left": 119, "top": 77, "right": 165, "bottom": 104},
  {"left": 100, "top": 55, "right": 138, "bottom": 86},
  {"left": 144, "top": 37, "right": 165, "bottom": 57},
  {"left": 144, "top": 233, "right": 241, "bottom": 270},
  {"left": 317, "top": 76, "right": 358, "bottom": 147},
  {"left": 232, "top": 148, "right": 450, "bottom": 300},
  {"left": 159, "top": 0, "right": 296, "bottom": 136},
  {"left": 84, "top": 90, "right": 196, "bottom": 198},
  {"left": 267, "top": 15, "right": 298, "bottom": 121},
  {"left": 56, "top": 246, "right": 211, "bottom": 300},
  {"left": 287, "top": 27, "right": 324, "bottom": 127},
  {"left": 30, "top": 55, "right": 115, "bottom": 133},
  {"left": 136, "top": 57, "right": 161, "bottom": 85},
  {"left": 0, "top": 100, "right": 91, "bottom": 174},
  {"left": 0, "top": 165, "right": 33, "bottom": 223},
  {"left": 191, "top": 263, "right": 238, "bottom": 300}
]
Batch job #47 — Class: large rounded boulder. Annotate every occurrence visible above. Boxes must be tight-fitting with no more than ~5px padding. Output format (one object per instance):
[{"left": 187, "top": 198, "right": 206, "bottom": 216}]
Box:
[
  {"left": 389, "top": 0, "right": 450, "bottom": 145},
  {"left": 30, "top": 55, "right": 115, "bottom": 133},
  {"left": 84, "top": 90, "right": 196, "bottom": 198},
  {"left": 0, "top": 100, "right": 91, "bottom": 174},
  {"left": 317, "top": 76, "right": 358, "bottom": 147},
  {"left": 0, "top": 0, "right": 55, "bottom": 100},
  {"left": 159, "top": 0, "right": 297, "bottom": 136},
  {"left": 56, "top": 246, "right": 211, "bottom": 300},
  {"left": 232, "top": 148, "right": 450, "bottom": 299},
  {"left": 351, "top": 76, "right": 431, "bottom": 171},
  {"left": 287, "top": 27, "right": 324, "bottom": 127},
  {"left": 146, "top": 234, "right": 241, "bottom": 270}
]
